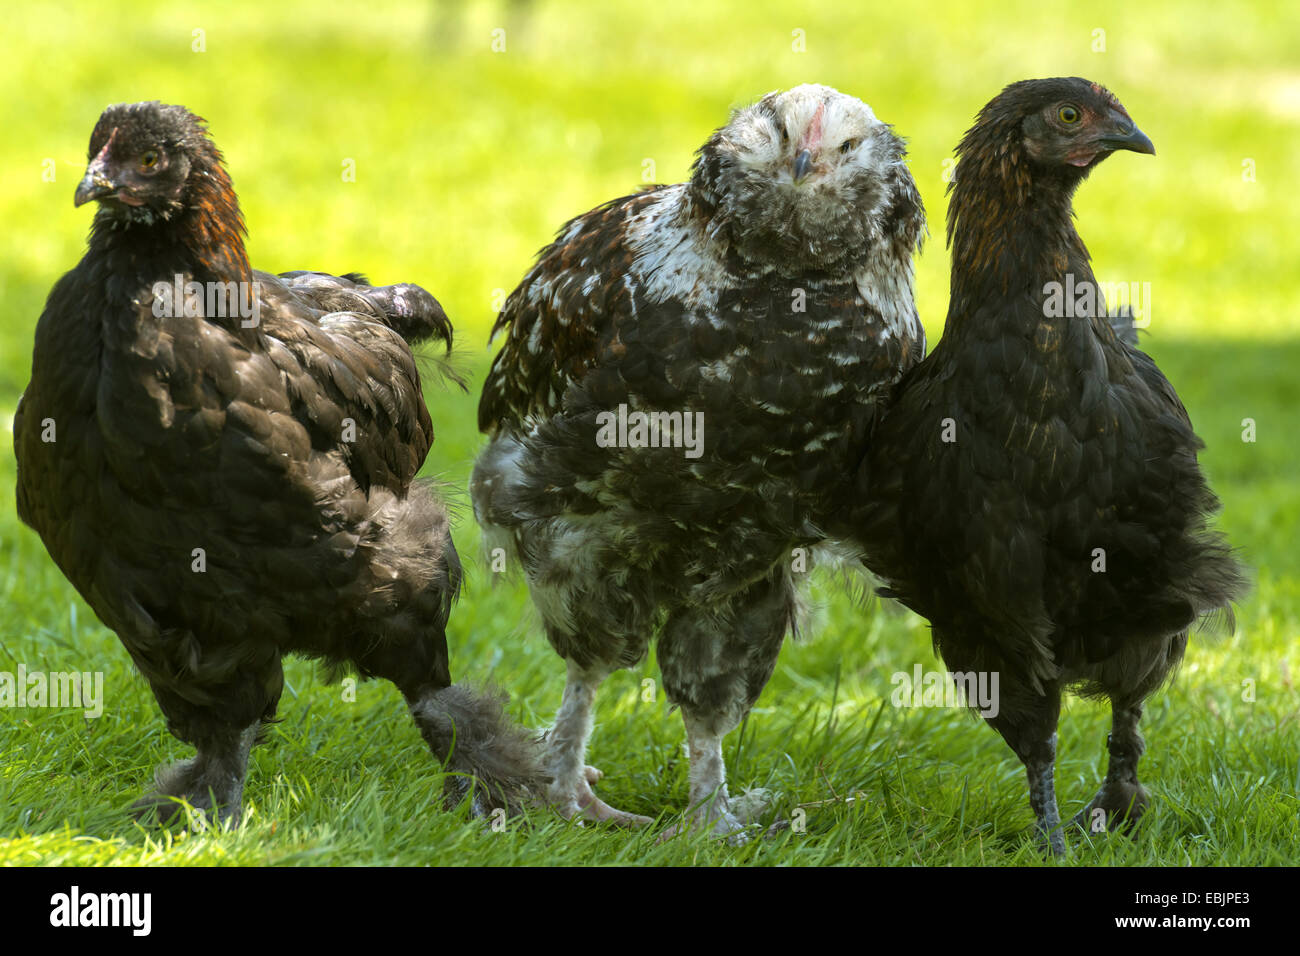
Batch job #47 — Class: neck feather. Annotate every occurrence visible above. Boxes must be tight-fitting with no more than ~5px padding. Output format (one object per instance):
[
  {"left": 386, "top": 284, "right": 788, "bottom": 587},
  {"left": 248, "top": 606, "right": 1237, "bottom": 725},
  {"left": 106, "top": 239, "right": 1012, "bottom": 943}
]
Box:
[
  {"left": 90, "top": 147, "right": 252, "bottom": 288},
  {"left": 946, "top": 128, "right": 1089, "bottom": 328}
]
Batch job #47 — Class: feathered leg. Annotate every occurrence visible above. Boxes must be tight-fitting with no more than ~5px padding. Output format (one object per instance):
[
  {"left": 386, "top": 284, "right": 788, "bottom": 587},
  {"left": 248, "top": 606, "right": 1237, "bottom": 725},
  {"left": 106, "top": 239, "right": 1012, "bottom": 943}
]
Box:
[
  {"left": 338, "top": 507, "right": 545, "bottom": 817},
  {"left": 542, "top": 659, "right": 653, "bottom": 826},
  {"left": 407, "top": 682, "right": 544, "bottom": 816},
  {"left": 657, "top": 567, "right": 793, "bottom": 842},
  {"left": 349, "top": 596, "right": 544, "bottom": 816},
  {"left": 504, "top": 520, "right": 657, "bottom": 824},
  {"left": 131, "top": 648, "right": 283, "bottom": 827},
  {"left": 473, "top": 432, "right": 665, "bottom": 824},
  {"left": 132, "top": 722, "right": 261, "bottom": 826},
  {"left": 360, "top": 621, "right": 545, "bottom": 819}
]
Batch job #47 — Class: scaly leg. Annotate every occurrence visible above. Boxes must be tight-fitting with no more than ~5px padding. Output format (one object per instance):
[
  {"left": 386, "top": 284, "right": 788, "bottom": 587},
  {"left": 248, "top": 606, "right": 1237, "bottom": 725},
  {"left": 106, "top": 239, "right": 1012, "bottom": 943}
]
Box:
[
  {"left": 543, "top": 659, "right": 651, "bottom": 826},
  {"left": 658, "top": 568, "right": 792, "bottom": 843},
  {"left": 987, "top": 682, "right": 1066, "bottom": 856}
]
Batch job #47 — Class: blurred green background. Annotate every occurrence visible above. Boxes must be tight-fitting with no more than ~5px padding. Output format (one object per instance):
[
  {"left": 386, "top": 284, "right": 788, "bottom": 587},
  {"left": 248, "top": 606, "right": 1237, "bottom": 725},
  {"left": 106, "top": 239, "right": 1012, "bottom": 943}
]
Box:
[{"left": 0, "top": 1, "right": 1296, "bottom": 864}]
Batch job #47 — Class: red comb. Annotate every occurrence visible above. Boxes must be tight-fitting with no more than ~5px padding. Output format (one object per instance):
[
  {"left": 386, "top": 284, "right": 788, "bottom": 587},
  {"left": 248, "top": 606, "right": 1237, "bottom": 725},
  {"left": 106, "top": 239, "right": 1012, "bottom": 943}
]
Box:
[{"left": 801, "top": 102, "right": 826, "bottom": 152}]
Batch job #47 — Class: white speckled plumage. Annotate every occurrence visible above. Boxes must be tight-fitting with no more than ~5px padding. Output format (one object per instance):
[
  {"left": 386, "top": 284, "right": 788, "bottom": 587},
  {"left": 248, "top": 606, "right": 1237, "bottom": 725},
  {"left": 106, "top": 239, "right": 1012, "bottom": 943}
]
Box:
[{"left": 474, "top": 84, "right": 927, "bottom": 832}]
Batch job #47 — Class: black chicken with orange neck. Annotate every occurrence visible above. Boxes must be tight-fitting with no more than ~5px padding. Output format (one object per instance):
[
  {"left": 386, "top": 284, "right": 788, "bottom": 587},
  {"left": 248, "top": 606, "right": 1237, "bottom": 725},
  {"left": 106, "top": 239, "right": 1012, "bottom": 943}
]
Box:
[{"left": 850, "top": 78, "right": 1243, "bottom": 856}]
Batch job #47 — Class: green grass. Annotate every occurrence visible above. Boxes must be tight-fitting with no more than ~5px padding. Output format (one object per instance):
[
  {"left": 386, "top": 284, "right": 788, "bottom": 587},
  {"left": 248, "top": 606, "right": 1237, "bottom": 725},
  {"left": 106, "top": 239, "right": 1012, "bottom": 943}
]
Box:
[{"left": 0, "top": 0, "right": 1296, "bottom": 865}]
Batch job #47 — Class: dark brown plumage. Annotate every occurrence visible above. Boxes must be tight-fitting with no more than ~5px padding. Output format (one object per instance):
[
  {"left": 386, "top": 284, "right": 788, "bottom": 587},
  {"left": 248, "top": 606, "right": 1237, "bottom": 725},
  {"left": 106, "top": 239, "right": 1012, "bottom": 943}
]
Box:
[
  {"left": 848, "top": 78, "right": 1246, "bottom": 854},
  {"left": 14, "top": 101, "right": 542, "bottom": 823}
]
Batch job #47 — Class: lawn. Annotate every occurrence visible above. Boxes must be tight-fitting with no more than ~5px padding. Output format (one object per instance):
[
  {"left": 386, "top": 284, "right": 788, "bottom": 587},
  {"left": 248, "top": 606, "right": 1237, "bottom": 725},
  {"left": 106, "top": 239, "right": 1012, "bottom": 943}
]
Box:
[{"left": 0, "top": 0, "right": 1296, "bottom": 866}]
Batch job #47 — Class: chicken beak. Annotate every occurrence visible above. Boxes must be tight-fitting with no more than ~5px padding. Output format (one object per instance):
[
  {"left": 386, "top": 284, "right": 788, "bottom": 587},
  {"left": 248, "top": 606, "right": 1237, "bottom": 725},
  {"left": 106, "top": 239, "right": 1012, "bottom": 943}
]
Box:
[
  {"left": 793, "top": 149, "right": 814, "bottom": 183},
  {"left": 1097, "top": 113, "right": 1155, "bottom": 156},
  {"left": 74, "top": 169, "right": 117, "bottom": 207},
  {"left": 793, "top": 100, "right": 825, "bottom": 184},
  {"left": 74, "top": 138, "right": 118, "bottom": 207}
]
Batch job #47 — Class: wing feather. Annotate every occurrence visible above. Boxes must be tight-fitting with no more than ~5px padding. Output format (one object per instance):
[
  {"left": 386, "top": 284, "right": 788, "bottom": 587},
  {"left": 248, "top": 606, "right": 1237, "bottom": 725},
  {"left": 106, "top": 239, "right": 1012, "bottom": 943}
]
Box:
[
  {"left": 255, "top": 272, "right": 435, "bottom": 494},
  {"left": 478, "top": 189, "right": 667, "bottom": 432}
]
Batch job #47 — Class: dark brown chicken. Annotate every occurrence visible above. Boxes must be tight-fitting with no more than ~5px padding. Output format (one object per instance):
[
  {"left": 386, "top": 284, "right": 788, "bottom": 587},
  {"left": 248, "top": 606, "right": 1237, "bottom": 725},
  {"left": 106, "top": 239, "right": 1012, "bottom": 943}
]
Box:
[
  {"left": 848, "top": 79, "right": 1245, "bottom": 854},
  {"left": 14, "top": 101, "right": 541, "bottom": 824}
]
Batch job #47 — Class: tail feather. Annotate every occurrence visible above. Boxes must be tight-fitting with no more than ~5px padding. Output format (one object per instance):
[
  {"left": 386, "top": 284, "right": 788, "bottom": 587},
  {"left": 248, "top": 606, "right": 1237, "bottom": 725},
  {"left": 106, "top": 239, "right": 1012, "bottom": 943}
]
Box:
[
  {"left": 276, "top": 269, "right": 455, "bottom": 351},
  {"left": 273, "top": 269, "right": 466, "bottom": 390},
  {"left": 409, "top": 683, "right": 545, "bottom": 815}
]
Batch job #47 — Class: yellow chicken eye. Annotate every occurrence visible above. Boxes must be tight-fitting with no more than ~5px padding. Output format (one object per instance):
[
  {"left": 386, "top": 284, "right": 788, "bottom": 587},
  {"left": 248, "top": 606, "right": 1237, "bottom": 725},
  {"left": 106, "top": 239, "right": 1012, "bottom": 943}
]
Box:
[
  {"left": 141, "top": 150, "right": 159, "bottom": 168},
  {"left": 1058, "top": 105, "right": 1080, "bottom": 124}
]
